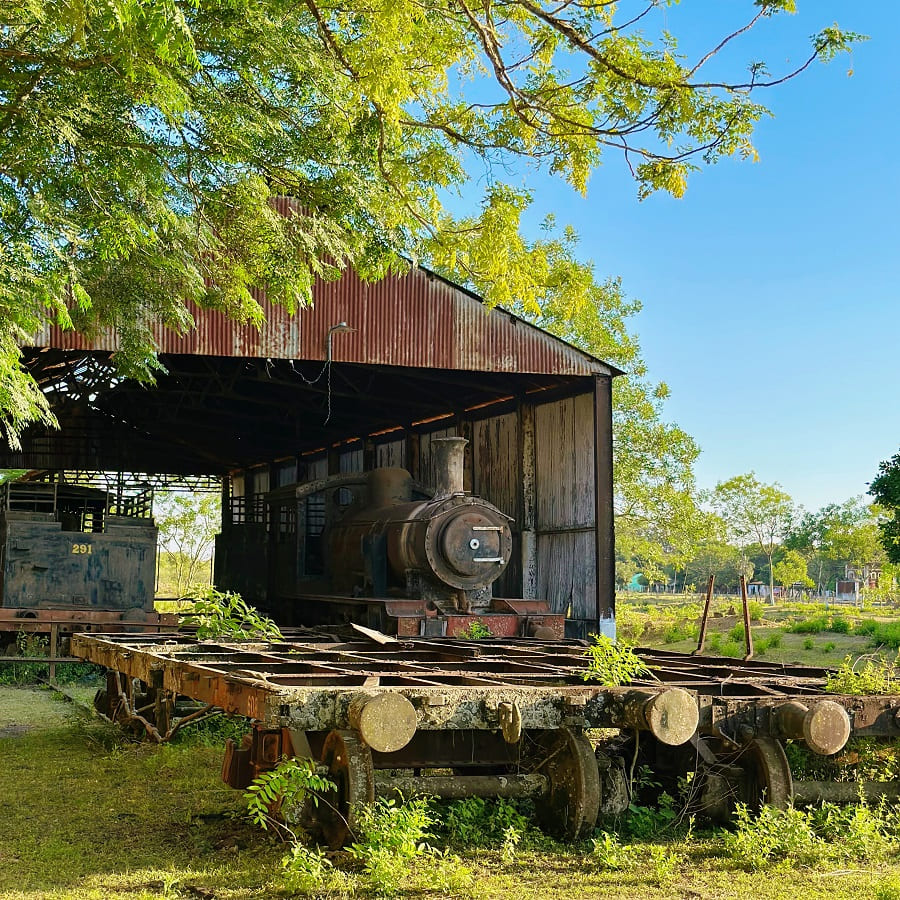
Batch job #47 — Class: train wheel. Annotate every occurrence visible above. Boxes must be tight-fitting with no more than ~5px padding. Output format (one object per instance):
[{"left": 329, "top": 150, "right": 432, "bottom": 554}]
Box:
[
  {"left": 533, "top": 728, "right": 601, "bottom": 841},
  {"left": 318, "top": 730, "right": 375, "bottom": 848},
  {"left": 696, "top": 735, "right": 793, "bottom": 821},
  {"left": 740, "top": 736, "right": 793, "bottom": 810}
]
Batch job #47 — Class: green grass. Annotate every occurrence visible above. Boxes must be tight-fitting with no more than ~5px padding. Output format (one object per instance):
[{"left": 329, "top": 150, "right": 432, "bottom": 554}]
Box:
[{"left": 7, "top": 686, "right": 900, "bottom": 899}]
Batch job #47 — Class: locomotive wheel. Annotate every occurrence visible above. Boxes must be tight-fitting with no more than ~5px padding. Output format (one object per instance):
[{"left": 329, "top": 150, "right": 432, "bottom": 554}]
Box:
[
  {"left": 740, "top": 736, "right": 793, "bottom": 810},
  {"left": 318, "top": 730, "right": 375, "bottom": 848},
  {"left": 534, "top": 728, "right": 601, "bottom": 841}
]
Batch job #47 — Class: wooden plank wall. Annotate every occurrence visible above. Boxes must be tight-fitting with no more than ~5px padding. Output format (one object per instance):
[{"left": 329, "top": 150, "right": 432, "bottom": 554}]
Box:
[{"left": 534, "top": 393, "right": 597, "bottom": 620}]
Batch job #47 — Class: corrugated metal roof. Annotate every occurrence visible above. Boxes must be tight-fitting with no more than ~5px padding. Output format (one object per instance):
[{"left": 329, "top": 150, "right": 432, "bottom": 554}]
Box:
[{"left": 30, "top": 265, "right": 619, "bottom": 377}]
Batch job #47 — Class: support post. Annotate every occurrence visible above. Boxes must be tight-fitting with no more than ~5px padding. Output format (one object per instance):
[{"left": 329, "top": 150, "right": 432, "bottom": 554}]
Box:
[
  {"left": 48, "top": 624, "right": 58, "bottom": 683},
  {"left": 593, "top": 375, "right": 615, "bottom": 630},
  {"left": 518, "top": 400, "right": 537, "bottom": 600},
  {"left": 693, "top": 574, "right": 715, "bottom": 655},
  {"left": 740, "top": 575, "right": 754, "bottom": 660}
]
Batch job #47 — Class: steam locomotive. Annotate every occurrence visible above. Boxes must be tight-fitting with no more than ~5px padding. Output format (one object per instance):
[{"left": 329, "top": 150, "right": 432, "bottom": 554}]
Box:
[{"left": 215, "top": 438, "right": 564, "bottom": 637}]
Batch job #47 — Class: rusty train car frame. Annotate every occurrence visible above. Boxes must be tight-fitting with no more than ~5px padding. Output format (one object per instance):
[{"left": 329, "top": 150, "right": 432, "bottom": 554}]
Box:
[{"left": 73, "top": 630, "right": 900, "bottom": 844}]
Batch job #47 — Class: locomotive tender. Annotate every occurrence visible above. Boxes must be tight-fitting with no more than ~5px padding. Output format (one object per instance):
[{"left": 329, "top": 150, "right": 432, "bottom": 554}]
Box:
[{"left": 0, "top": 478, "right": 170, "bottom": 659}]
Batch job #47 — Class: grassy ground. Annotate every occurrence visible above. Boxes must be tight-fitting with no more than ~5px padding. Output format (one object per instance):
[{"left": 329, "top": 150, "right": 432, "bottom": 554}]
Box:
[
  {"left": 621, "top": 595, "right": 900, "bottom": 669},
  {"left": 5, "top": 687, "right": 900, "bottom": 899}
]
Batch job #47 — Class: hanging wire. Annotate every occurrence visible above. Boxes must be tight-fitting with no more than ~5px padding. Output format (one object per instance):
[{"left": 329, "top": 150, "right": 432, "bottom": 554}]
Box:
[{"left": 287, "top": 322, "right": 354, "bottom": 425}]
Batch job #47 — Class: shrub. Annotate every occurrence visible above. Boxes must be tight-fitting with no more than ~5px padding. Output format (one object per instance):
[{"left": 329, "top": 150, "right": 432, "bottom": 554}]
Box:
[
  {"left": 728, "top": 623, "right": 747, "bottom": 644},
  {"left": 349, "top": 797, "right": 435, "bottom": 897},
  {"left": 723, "top": 804, "right": 822, "bottom": 871},
  {"left": 767, "top": 632, "right": 783, "bottom": 649},
  {"left": 442, "top": 797, "right": 531, "bottom": 848},
  {"left": 823, "top": 641, "right": 836, "bottom": 653},
  {"left": 583, "top": 634, "right": 650, "bottom": 685},
  {"left": 788, "top": 615, "right": 830, "bottom": 634},
  {"left": 748, "top": 600, "right": 765, "bottom": 622},
  {"left": 719, "top": 640, "right": 743, "bottom": 658},
  {"left": 182, "top": 587, "right": 282, "bottom": 641},
  {"left": 830, "top": 616, "right": 851, "bottom": 634},
  {"left": 826, "top": 655, "right": 900, "bottom": 695},
  {"left": 803, "top": 638, "right": 815, "bottom": 651},
  {"left": 855, "top": 618, "right": 879, "bottom": 637},
  {"left": 461, "top": 620, "right": 492, "bottom": 639}
]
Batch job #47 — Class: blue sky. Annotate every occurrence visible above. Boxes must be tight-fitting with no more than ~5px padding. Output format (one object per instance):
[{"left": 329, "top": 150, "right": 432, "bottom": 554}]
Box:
[{"left": 507, "top": 2, "right": 897, "bottom": 513}]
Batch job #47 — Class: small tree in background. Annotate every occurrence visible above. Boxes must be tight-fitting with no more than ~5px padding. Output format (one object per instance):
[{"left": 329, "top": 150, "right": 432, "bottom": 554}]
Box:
[
  {"left": 155, "top": 491, "right": 221, "bottom": 597},
  {"left": 772, "top": 549, "right": 813, "bottom": 599},
  {"left": 712, "top": 474, "right": 795, "bottom": 605}
]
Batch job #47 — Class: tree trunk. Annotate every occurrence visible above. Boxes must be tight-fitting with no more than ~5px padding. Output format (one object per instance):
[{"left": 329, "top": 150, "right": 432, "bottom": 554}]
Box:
[{"left": 768, "top": 553, "right": 776, "bottom": 606}]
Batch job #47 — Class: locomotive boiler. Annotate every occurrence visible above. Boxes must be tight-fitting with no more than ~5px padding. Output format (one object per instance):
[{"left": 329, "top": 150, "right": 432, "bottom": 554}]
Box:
[{"left": 224, "top": 438, "right": 563, "bottom": 637}]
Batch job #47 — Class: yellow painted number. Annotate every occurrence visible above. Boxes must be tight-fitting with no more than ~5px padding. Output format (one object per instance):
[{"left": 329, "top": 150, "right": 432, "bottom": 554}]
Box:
[{"left": 71, "top": 543, "right": 92, "bottom": 555}]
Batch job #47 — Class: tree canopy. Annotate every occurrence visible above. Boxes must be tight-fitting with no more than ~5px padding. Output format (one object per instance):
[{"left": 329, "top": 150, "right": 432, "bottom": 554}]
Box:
[
  {"left": 0, "top": 0, "right": 859, "bottom": 449},
  {"left": 871, "top": 455, "right": 900, "bottom": 565}
]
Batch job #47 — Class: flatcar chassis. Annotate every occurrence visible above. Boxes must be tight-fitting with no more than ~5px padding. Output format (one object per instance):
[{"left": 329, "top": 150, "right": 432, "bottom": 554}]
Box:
[{"left": 72, "top": 632, "right": 900, "bottom": 843}]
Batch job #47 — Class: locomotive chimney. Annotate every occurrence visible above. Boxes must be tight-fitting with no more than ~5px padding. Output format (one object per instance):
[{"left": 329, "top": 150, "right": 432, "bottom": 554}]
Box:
[{"left": 431, "top": 437, "right": 467, "bottom": 496}]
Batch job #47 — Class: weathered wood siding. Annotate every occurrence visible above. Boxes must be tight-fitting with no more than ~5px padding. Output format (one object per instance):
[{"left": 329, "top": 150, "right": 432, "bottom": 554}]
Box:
[{"left": 534, "top": 393, "right": 597, "bottom": 619}]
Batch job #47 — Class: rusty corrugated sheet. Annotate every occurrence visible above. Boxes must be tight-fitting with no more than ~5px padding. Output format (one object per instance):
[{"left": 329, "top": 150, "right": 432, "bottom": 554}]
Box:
[{"left": 30, "top": 265, "right": 614, "bottom": 376}]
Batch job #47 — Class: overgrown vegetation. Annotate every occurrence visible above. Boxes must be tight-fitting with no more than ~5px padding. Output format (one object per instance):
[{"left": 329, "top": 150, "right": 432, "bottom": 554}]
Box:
[
  {"left": 181, "top": 587, "right": 283, "bottom": 641},
  {"left": 11, "top": 685, "right": 900, "bottom": 899},
  {"left": 582, "top": 634, "right": 651, "bottom": 686}
]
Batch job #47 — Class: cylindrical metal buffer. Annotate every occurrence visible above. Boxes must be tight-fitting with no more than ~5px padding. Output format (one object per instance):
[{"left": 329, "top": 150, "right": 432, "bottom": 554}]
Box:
[
  {"left": 431, "top": 437, "right": 467, "bottom": 496},
  {"left": 776, "top": 700, "right": 851, "bottom": 756},
  {"left": 349, "top": 693, "right": 418, "bottom": 753},
  {"left": 623, "top": 688, "right": 699, "bottom": 746},
  {"left": 375, "top": 773, "right": 548, "bottom": 801}
]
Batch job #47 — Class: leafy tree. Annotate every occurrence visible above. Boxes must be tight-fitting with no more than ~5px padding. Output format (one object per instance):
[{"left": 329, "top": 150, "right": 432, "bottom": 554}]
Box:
[
  {"left": 684, "top": 540, "right": 751, "bottom": 595},
  {"left": 0, "top": 470, "right": 25, "bottom": 485},
  {"left": 787, "top": 498, "right": 885, "bottom": 592},
  {"left": 712, "top": 474, "right": 795, "bottom": 604},
  {"left": 155, "top": 490, "right": 220, "bottom": 596},
  {"left": 0, "top": 1, "right": 860, "bottom": 448},
  {"left": 772, "top": 549, "right": 812, "bottom": 597},
  {"left": 871, "top": 455, "right": 900, "bottom": 565}
]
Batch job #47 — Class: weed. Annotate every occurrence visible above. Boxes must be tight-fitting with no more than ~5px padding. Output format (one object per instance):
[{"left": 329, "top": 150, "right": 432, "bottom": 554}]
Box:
[
  {"left": 707, "top": 633, "right": 722, "bottom": 653},
  {"left": 722, "top": 804, "right": 822, "bottom": 871},
  {"left": 245, "top": 757, "right": 335, "bottom": 833},
  {"left": 728, "top": 623, "right": 747, "bottom": 643},
  {"left": 461, "top": 620, "right": 492, "bottom": 639},
  {"left": 500, "top": 824, "right": 522, "bottom": 862},
  {"left": 181, "top": 587, "right": 282, "bottom": 641},
  {"left": 826, "top": 654, "right": 900, "bottom": 695},
  {"left": 625, "top": 792, "right": 678, "bottom": 839},
  {"left": 348, "top": 796, "right": 434, "bottom": 897},
  {"left": 583, "top": 633, "right": 651, "bottom": 685},
  {"left": 282, "top": 842, "right": 349, "bottom": 895},
  {"left": 831, "top": 616, "right": 851, "bottom": 634},
  {"left": 748, "top": 600, "right": 765, "bottom": 622},
  {"left": 767, "top": 631, "right": 783, "bottom": 649},
  {"left": 591, "top": 831, "right": 635, "bottom": 871},
  {"left": 719, "top": 639, "right": 743, "bottom": 657},
  {"left": 789, "top": 615, "right": 830, "bottom": 634},
  {"left": 442, "top": 796, "right": 531, "bottom": 847},
  {"left": 803, "top": 637, "right": 815, "bottom": 651},
  {"left": 648, "top": 844, "right": 682, "bottom": 887},
  {"left": 823, "top": 641, "right": 836, "bottom": 653}
]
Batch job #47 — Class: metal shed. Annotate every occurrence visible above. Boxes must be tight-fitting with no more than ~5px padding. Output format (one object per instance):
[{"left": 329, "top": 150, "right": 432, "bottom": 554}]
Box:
[{"left": 5, "top": 265, "right": 621, "bottom": 636}]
